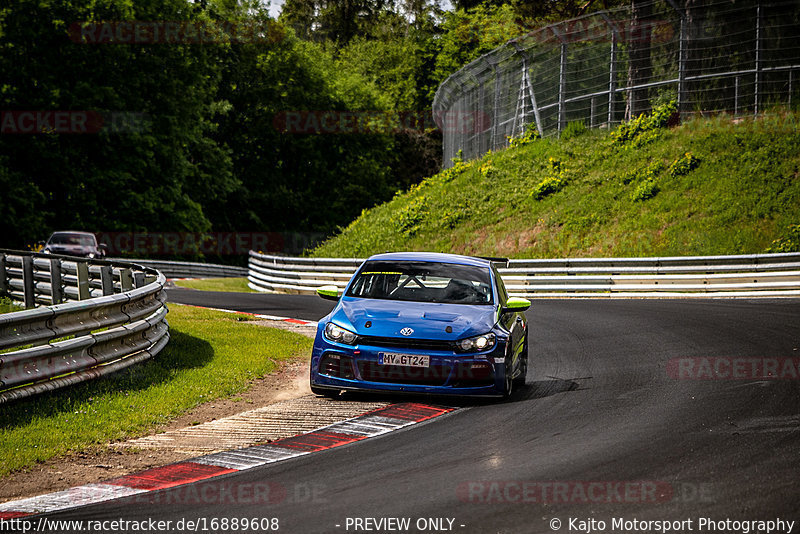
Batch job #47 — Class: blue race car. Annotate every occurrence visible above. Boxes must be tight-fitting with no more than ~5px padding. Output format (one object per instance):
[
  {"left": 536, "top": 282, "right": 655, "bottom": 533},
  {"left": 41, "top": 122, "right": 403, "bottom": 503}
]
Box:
[{"left": 310, "top": 252, "right": 531, "bottom": 398}]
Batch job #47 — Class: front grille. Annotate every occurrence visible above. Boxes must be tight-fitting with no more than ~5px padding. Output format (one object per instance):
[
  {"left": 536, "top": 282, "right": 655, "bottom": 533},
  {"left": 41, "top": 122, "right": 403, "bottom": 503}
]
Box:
[
  {"left": 451, "top": 361, "right": 495, "bottom": 387},
  {"left": 356, "top": 335, "right": 454, "bottom": 352},
  {"left": 319, "top": 353, "right": 355, "bottom": 379},
  {"left": 358, "top": 361, "right": 452, "bottom": 386}
]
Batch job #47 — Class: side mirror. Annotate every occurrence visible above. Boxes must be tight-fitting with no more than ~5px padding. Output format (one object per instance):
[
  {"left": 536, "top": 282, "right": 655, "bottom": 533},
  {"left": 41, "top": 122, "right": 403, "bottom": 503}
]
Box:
[
  {"left": 501, "top": 297, "right": 531, "bottom": 313},
  {"left": 316, "top": 285, "right": 340, "bottom": 301}
]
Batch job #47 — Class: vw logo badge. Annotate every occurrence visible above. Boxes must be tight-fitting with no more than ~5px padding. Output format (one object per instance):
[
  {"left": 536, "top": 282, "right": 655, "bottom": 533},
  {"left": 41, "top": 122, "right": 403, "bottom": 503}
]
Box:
[{"left": 400, "top": 327, "right": 414, "bottom": 336}]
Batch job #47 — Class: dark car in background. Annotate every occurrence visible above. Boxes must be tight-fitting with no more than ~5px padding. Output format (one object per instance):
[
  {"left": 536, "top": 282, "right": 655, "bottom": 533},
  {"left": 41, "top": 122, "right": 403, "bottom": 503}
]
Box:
[{"left": 41, "top": 231, "right": 107, "bottom": 258}]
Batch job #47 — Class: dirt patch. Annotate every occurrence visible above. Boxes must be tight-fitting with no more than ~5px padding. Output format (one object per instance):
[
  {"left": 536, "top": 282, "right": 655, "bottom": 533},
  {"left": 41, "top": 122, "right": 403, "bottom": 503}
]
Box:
[{"left": 0, "top": 320, "right": 317, "bottom": 503}]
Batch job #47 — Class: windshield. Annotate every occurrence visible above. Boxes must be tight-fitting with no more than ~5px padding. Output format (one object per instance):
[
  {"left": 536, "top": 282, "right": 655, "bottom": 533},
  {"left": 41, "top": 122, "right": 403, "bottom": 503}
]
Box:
[
  {"left": 346, "top": 261, "right": 493, "bottom": 305},
  {"left": 48, "top": 233, "right": 96, "bottom": 246}
]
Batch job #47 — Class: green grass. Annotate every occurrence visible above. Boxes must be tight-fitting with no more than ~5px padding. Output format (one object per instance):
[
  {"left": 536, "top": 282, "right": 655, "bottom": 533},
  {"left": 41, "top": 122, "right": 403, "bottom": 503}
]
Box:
[
  {"left": 312, "top": 108, "right": 800, "bottom": 258},
  {"left": 0, "top": 304, "right": 312, "bottom": 476},
  {"left": 174, "top": 277, "right": 255, "bottom": 293},
  {"left": 0, "top": 297, "right": 23, "bottom": 314}
]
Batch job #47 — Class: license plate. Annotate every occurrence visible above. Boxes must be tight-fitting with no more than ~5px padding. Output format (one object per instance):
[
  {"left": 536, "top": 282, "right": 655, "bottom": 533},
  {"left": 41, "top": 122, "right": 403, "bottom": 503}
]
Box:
[{"left": 378, "top": 352, "right": 430, "bottom": 368}]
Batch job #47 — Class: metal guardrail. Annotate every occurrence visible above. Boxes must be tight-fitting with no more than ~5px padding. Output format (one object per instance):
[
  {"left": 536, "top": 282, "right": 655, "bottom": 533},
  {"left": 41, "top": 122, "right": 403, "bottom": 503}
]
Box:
[
  {"left": 0, "top": 250, "right": 169, "bottom": 403},
  {"left": 248, "top": 250, "right": 800, "bottom": 298},
  {"left": 110, "top": 258, "right": 248, "bottom": 279}
]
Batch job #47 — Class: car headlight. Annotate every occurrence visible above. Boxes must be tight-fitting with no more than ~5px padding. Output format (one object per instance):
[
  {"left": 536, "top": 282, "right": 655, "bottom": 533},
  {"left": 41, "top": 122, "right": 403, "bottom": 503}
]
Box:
[
  {"left": 324, "top": 322, "right": 358, "bottom": 345},
  {"left": 43, "top": 248, "right": 51, "bottom": 254},
  {"left": 456, "top": 333, "right": 496, "bottom": 352},
  {"left": 88, "top": 252, "right": 96, "bottom": 258}
]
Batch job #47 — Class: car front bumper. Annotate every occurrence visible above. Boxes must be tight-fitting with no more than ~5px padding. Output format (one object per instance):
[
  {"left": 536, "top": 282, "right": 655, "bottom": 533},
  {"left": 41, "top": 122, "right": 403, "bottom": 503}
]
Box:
[{"left": 309, "top": 327, "right": 509, "bottom": 397}]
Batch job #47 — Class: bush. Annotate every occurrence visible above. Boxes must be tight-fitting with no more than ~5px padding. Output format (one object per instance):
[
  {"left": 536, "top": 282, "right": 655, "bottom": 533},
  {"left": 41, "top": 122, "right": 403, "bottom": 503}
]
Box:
[
  {"left": 561, "top": 120, "right": 587, "bottom": 140},
  {"left": 668, "top": 152, "right": 701, "bottom": 177},
  {"left": 392, "top": 196, "right": 428, "bottom": 236},
  {"left": 631, "top": 179, "right": 660, "bottom": 202},
  {"left": 531, "top": 176, "right": 566, "bottom": 200},
  {"left": 611, "top": 100, "right": 678, "bottom": 146},
  {"left": 766, "top": 224, "right": 800, "bottom": 252},
  {"left": 508, "top": 124, "right": 540, "bottom": 148}
]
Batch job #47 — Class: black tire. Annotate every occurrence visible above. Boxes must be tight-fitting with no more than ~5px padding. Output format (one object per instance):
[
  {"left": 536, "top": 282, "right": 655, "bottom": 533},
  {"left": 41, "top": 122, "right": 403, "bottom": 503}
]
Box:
[
  {"left": 311, "top": 385, "right": 341, "bottom": 399},
  {"left": 501, "top": 351, "right": 514, "bottom": 400},
  {"left": 513, "top": 334, "right": 529, "bottom": 387}
]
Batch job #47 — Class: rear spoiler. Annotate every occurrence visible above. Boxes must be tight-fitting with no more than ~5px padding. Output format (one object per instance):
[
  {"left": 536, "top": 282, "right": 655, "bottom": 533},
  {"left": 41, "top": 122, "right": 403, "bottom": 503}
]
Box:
[{"left": 478, "top": 256, "right": 509, "bottom": 267}]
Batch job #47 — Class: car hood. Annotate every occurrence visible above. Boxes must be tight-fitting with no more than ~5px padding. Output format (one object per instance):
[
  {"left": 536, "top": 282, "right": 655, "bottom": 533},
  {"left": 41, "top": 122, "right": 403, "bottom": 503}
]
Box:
[{"left": 332, "top": 297, "right": 497, "bottom": 340}]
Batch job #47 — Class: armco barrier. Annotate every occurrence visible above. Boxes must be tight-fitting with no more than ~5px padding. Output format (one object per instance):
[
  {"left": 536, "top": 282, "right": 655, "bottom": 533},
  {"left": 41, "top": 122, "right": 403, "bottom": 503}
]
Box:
[
  {"left": 248, "top": 250, "right": 800, "bottom": 298},
  {"left": 0, "top": 250, "right": 169, "bottom": 403},
  {"left": 110, "top": 258, "right": 247, "bottom": 279}
]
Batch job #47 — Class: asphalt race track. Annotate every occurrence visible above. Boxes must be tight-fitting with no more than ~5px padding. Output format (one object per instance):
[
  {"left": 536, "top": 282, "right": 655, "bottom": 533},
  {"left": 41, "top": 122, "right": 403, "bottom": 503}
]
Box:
[{"left": 46, "top": 292, "right": 800, "bottom": 533}]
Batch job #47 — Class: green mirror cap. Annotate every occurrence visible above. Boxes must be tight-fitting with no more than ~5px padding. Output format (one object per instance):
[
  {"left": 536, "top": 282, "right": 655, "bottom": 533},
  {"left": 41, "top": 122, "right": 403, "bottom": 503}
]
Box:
[
  {"left": 316, "top": 285, "right": 340, "bottom": 299},
  {"left": 504, "top": 297, "right": 531, "bottom": 310}
]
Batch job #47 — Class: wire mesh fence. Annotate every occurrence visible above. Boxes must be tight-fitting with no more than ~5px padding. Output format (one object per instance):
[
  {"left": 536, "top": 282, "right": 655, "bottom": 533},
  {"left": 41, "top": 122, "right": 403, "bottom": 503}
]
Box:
[{"left": 432, "top": 0, "right": 800, "bottom": 167}]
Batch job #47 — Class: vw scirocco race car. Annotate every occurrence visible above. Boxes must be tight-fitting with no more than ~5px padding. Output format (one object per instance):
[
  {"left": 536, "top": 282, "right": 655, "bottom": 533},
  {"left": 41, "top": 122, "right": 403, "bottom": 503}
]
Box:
[{"left": 310, "top": 252, "right": 530, "bottom": 398}]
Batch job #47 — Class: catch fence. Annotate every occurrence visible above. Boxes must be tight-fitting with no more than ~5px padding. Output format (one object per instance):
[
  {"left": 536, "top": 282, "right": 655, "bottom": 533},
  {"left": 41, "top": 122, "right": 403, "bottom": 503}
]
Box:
[{"left": 432, "top": 0, "right": 800, "bottom": 166}]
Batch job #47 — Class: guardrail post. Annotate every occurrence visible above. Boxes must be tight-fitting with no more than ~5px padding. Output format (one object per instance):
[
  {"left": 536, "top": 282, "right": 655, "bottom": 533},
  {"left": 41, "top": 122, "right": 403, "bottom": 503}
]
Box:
[
  {"left": 133, "top": 272, "right": 145, "bottom": 288},
  {"left": 0, "top": 253, "right": 6, "bottom": 295},
  {"left": 22, "top": 256, "right": 35, "bottom": 308},
  {"left": 100, "top": 265, "right": 114, "bottom": 295},
  {"left": 76, "top": 261, "right": 91, "bottom": 300},
  {"left": 119, "top": 268, "right": 133, "bottom": 291},
  {"left": 49, "top": 258, "right": 63, "bottom": 305}
]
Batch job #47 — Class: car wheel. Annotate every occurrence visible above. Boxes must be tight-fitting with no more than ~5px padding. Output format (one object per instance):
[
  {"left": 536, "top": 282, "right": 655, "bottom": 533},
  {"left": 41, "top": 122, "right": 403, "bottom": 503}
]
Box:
[
  {"left": 513, "top": 334, "right": 528, "bottom": 387},
  {"left": 311, "top": 385, "right": 341, "bottom": 399},
  {"left": 502, "top": 352, "right": 514, "bottom": 400}
]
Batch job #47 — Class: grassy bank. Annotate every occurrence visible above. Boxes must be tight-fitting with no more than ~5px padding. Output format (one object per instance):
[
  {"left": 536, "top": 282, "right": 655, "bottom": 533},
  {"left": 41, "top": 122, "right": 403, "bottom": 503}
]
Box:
[
  {"left": 313, "top": 108, "right": 800, "bottom": 258},
  {"left": 174, "top": 277, "right": 255, "bottom": 293},
  {"left": 0, "top": 304, "right": 312, "bottom": 476}
]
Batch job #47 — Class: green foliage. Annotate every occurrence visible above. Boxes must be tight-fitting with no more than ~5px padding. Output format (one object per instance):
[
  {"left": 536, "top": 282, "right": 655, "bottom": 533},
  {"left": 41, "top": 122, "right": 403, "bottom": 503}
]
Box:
[
  {"left": 622, "top": 161, "right": 665, "bottom": 185},
  {"left": 531, "top": 175, "right": 566, "bottom": 200},
  {"left": 530, "top": 157, "right": 567, "bottom": 200},
  {"left": 631, "top": 179, "right": 660, "bottom": 202},
  {"left": 392, "top": 196, "right": 429, "bottom": 236},
  {"left": 427, "top": 4, "right": 526, "bottom": 103},
  {"left": 561, "top": 121, "right": 587, "bottom": 140},
  {"left": 610, "top": 100, "right": 677, "bottom": 146},
  {"left": 668, "top": 152, "right": 701, "bottom": 177},
  {"left": 766, "top": 224, "right": 800, "bottom": 252},
  {"left": 508, "top": 125, "right": 540, "bottom": 148}
]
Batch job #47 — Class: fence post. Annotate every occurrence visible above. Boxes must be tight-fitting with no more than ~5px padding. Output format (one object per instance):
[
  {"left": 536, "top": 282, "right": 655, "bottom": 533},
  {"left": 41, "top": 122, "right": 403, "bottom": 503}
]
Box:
[
  {"left": 601, "top": 13, "right": 618, "bottom": 127},
  {"left": 553, "top": 26, "right": 568, "bottom": 134},
  {"left": 49, "top": 258, "right": 63, "bottom": 305},
  {"left": 76, "top": 261, "right": 91, "bottom": 300},
  {"left": 133, "top": 272, "right": 146, "bottom": 288},
  {"left": 0, "top": 253, "right": 6, "bottom": 295},
  {"left": 490, "top": 61, "right": 501, "bottom": 150},
  {"left": 119, "top": 268, "right": 134, "bottom": 292},
  {"left": 665, "top": 0, "right": 687, "bottom": 115},
  {"left": 754, "top": 2, "right": 762, "bottom": 115},
  {"left": 100, "top": 265, "right": 114, "bottom": 295},
  {"left": 789, "top": 70, "right": 793, "bottom": 108},
  {"left": 735, "top": 76, "right": 740, "bottom": 115},
  {"left": 591, "top": 96, "right": 597, "bottom": 128},
  {"left": 22, "top": 256, "right": 35, "bottom": 308}
]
